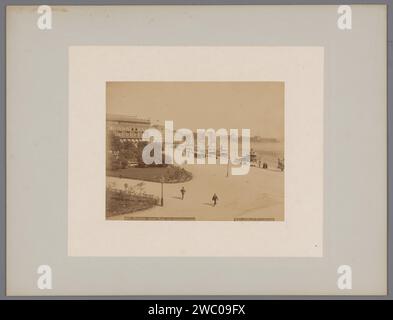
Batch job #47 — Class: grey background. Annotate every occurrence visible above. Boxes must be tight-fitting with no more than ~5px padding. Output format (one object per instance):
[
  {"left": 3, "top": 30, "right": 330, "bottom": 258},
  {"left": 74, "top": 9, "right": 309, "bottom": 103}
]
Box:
[{"left": 1, "top": 1, "right": 391, "bottom": 298}]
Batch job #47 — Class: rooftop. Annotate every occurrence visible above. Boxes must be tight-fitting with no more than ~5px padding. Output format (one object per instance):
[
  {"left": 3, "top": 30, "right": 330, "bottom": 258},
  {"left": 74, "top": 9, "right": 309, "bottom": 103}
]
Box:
[{"left": 107, "top": 114, "right": 150, "bottom": 124}]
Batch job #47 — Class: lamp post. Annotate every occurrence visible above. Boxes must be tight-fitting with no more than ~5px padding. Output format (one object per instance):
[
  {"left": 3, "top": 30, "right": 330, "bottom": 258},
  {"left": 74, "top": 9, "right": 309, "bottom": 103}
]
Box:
[{"left": 160, "top": 176, "right": 164, "bottom": 206}]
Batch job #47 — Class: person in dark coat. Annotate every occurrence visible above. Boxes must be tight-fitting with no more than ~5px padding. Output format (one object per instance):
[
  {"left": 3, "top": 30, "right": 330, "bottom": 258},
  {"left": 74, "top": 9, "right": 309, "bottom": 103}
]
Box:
[
  {"left": 212, "top": 193, "right": 219, "bottom": 206},
  {"left": 180, "top": 186, "right": 186, "bottom": 200}
]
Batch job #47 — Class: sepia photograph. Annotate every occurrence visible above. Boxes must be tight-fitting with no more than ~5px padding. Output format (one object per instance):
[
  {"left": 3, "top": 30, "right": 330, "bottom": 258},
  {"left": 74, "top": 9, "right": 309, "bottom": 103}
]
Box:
[{"left": 106, "top": 82, "right": 285, "bottom": 221}]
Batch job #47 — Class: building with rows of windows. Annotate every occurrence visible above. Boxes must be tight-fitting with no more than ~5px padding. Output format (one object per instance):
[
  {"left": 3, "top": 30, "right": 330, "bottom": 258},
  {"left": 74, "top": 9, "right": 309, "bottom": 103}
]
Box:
[{"left": 107, "top": 114, "right": 152, "bottom": 143}]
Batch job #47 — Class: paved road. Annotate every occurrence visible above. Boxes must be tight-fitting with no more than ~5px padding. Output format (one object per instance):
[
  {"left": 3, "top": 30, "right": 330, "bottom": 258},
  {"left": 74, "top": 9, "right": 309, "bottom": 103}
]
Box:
[{"left": 107, "top": 164, "right": 284, "bottom": 221}]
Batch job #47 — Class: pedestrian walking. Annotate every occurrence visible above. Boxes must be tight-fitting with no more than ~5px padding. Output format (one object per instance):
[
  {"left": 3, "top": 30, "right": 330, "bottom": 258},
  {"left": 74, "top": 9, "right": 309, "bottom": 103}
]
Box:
[
  {"left": 212, "top": 193, "right": 219, "bottom": 206},
  {"left": 180, "top": 186, "right": 186, "bottom": 200}
]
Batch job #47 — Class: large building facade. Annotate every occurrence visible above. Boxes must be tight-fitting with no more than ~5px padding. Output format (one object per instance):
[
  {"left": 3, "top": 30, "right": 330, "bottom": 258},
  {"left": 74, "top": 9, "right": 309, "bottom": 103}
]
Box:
[{"left": 107, "top": 114, "right": 151, "bottom": 143}]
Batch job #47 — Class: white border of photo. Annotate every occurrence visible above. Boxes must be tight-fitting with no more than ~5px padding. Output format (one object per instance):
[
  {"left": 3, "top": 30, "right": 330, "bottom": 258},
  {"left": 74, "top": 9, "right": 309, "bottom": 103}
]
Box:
[{"left": 68, "top": 46, "right": 324, "bottom": 257}]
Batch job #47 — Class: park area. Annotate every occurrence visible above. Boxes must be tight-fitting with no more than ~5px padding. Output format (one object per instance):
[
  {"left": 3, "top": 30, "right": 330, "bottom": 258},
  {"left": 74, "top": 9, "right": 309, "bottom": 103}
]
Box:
[
  {"left": 106, "top": 188, "right": 159, "bottom": 218},
  {"left": 106, "top": 163, "right": 284, "bottom": 221},
  {"left": 107, "top": 165, "right": 192, "bottom": 183}
]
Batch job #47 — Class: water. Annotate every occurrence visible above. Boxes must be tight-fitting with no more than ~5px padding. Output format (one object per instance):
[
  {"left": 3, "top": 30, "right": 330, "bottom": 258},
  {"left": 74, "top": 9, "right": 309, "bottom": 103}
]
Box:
[{"left": 251, "top": 141, "right": 284, "bottom": 168}]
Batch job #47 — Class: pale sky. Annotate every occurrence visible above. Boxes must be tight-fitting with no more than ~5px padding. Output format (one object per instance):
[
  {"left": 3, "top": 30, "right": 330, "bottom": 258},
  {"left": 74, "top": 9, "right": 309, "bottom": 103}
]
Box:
[{"left": 106, "top": 82, "right": 284, "bottom": 140}]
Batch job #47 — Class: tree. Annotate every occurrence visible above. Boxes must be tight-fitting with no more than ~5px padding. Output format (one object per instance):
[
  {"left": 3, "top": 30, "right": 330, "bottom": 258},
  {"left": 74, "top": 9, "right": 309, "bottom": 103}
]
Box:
[
  {"left": 136, "top": 141, "right": 148, "bottom": 167},
  {"left": 107, "top": 132, "right": 121, "bottom": 152}
]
